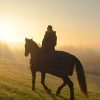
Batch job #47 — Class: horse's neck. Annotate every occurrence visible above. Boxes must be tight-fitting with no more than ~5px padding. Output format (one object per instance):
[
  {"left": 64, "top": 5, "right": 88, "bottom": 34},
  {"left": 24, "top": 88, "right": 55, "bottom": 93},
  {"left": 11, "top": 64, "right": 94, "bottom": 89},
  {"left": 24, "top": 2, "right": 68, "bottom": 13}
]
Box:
[
  {"left": 30, "top": 46, "right": 40, "bottom": 58},
  {"left": 30, "top": 51, "right": 34, "bottom": 58}
]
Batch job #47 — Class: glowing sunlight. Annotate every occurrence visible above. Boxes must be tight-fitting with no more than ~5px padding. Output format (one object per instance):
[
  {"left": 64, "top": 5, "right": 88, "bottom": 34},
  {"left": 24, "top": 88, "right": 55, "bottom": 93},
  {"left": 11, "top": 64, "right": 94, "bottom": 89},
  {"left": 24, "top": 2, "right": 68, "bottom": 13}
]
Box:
[{"left": 0, "top": 22, "right": 21, "bottom": 44}]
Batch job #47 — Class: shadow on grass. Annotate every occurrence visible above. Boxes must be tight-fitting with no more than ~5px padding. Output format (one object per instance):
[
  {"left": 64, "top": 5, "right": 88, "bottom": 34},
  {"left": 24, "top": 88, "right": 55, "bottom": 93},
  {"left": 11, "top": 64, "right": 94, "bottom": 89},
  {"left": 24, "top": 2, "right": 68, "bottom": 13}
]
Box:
[
  {"left": 33, "top": 88, "right": 68, "bottom": 100},
  {"left": 58, "top": 95, "right": 68, "bottom": 100}
]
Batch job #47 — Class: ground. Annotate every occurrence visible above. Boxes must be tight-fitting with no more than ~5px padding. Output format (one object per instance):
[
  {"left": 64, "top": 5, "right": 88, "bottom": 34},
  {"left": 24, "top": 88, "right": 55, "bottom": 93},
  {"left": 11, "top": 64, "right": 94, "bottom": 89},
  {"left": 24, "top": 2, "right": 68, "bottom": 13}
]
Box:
[{"left": 0, "top": 59, "right": 100, "bottom": 100}]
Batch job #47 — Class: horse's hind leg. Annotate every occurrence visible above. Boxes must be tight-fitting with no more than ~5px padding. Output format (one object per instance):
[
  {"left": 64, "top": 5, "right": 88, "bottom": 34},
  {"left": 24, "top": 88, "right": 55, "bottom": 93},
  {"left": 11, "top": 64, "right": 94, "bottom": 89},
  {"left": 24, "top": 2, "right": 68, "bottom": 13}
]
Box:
[
  {"left": 41, "top": 73, "right": 51, "bottom": 93},
  {"left": 66, "top": 77, "right": 74, "bottom": 100},
  {"left": 56, "top": 77, "right": 74, "bottom": 100},
  {"left": 56, "top": 80, "right": 66, "bottom": 96}
]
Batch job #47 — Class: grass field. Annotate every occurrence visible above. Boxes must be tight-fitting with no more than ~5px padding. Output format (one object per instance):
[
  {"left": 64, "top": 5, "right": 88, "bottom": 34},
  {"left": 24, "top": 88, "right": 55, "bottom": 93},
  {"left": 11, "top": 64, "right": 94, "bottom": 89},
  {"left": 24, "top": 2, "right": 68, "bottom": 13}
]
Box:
[{"left": 0, "top": 59, "right": 100, "bottom": 100}]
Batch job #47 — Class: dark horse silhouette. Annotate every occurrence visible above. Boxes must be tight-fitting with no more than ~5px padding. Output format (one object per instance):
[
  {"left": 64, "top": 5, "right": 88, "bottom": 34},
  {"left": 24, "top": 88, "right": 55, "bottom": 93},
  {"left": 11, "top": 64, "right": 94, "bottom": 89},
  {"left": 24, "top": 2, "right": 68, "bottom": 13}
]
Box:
[{"left": 24, "top": 38, "right": 88, "bottom": 100}]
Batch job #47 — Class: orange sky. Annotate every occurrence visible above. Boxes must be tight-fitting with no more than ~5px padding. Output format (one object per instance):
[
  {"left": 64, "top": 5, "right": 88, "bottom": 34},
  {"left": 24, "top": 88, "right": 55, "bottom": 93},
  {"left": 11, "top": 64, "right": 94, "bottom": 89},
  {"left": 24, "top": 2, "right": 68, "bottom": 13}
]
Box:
[{"left": 0, "top": 0, "right": 100, "bottom": 50}]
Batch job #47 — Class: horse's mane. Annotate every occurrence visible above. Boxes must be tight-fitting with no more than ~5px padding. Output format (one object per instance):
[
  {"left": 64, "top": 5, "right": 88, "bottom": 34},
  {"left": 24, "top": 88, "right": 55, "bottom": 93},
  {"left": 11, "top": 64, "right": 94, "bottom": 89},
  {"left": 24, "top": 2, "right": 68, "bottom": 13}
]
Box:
[{"left": 31, "top": 39, "right": 40, "bottom": 49}]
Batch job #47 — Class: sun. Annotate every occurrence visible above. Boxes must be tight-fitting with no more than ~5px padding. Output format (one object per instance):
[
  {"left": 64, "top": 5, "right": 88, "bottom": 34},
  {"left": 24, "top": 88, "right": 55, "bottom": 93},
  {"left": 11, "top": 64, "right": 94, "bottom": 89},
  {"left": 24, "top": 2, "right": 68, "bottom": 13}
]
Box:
[{"left": 0, "top": 22, "right": 21, "bottom": 44}]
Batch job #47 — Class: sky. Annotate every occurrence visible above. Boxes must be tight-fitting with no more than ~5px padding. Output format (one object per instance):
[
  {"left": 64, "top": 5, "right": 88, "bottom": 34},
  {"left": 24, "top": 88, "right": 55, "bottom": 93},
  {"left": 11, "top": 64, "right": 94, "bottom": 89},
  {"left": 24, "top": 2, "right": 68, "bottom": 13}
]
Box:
[{"left": 0, "top": 0, "right": 100, "bottom": 50}]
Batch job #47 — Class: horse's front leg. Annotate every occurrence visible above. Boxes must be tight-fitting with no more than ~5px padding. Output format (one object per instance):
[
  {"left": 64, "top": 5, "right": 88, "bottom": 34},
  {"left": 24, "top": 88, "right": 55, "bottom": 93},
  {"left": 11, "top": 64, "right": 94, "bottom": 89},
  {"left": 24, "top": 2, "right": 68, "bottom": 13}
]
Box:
[
  {"left": 30, "top": 65, "right": 36, "bottom": 91},
  {"left": 32, "top": 71, "right": 36, "bottom": 91},
  {"left": 41, "top": 72, "right": 51, "bottom": 94}
]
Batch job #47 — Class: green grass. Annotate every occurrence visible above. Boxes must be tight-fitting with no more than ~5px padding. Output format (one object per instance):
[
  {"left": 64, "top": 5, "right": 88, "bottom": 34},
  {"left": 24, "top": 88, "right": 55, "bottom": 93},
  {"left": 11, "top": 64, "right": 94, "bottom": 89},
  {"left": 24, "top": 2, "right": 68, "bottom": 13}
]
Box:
[{"left": 0, "top": 59, "right": 100, "bottom": 100}]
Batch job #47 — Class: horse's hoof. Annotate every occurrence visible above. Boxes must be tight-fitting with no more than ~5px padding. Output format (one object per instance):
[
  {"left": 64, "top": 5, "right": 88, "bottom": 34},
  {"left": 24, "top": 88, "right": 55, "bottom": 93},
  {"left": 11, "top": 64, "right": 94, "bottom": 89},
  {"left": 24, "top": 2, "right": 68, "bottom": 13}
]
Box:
[
  {"left": 56, "top": 90, "right": 60, "bottom": 96},
  {"left": 47, "top": 89, "right": 51, "bottom": 94},
  {"left": 70, "top": 98, "right": 74, "bottom": 100},
  {"left": 32, "top": 87, "right": 35, "bottom": 91},
  {"left": 70, "top": 97, "right": 74, "bottom": 100}
]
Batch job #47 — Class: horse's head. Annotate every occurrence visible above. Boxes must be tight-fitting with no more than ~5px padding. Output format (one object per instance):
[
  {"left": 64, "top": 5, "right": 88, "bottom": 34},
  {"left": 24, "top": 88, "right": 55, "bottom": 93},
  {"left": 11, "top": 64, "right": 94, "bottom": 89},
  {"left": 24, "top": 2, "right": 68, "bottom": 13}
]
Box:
[
  {"left": 24, "top": 38, "right": 39, "bottom": 57},
  {"left": 25, "top": 38, "right": 31, "bottom": 56}
]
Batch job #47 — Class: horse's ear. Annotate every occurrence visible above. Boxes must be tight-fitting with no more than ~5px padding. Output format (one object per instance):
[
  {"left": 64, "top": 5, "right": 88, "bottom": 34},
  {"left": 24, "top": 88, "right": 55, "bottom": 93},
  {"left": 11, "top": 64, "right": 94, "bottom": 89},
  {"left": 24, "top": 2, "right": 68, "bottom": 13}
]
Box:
[{"left": 25, "top": 38, "right": 28, "bottom": 42}]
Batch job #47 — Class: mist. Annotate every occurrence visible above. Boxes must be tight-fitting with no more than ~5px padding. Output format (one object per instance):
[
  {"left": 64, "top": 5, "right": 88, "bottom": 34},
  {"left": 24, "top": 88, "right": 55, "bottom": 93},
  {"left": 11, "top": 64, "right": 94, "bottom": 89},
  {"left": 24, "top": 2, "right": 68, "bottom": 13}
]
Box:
[
  {"left": 0, "top": 41, "right": 100, "bottom": 76},
  {"left": 57, "top": 46, "right": 100, "bottom": 76}
]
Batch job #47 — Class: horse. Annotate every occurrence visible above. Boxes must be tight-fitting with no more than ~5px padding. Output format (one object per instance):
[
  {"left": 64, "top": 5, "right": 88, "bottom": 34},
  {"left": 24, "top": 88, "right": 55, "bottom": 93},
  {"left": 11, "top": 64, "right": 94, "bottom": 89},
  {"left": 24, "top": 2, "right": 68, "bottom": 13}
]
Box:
[{"left": 24, "top": 38, "right": 88, "bottom": 100}]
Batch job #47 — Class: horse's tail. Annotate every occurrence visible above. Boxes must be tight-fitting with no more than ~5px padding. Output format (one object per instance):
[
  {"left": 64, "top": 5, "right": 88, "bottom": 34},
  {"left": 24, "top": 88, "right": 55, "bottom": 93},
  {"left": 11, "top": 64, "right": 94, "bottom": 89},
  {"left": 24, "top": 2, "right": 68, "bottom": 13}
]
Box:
[{"left": 74, "top": 56, "right": 88, "bottom": 97}]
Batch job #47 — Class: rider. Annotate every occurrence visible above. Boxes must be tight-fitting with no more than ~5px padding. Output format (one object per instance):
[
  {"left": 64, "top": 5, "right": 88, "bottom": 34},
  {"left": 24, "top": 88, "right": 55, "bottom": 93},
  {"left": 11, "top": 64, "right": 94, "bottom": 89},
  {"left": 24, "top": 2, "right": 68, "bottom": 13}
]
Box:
[{"left": 42, "top": 25, "right": 57, "bottom": 53}]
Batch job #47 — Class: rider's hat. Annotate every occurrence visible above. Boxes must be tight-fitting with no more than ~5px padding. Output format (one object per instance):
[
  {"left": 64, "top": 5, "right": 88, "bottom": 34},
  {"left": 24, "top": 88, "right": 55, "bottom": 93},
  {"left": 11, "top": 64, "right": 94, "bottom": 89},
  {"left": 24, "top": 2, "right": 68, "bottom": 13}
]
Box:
[{"left": 47, "top": 25, "right": 52, "bottom": 30}]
